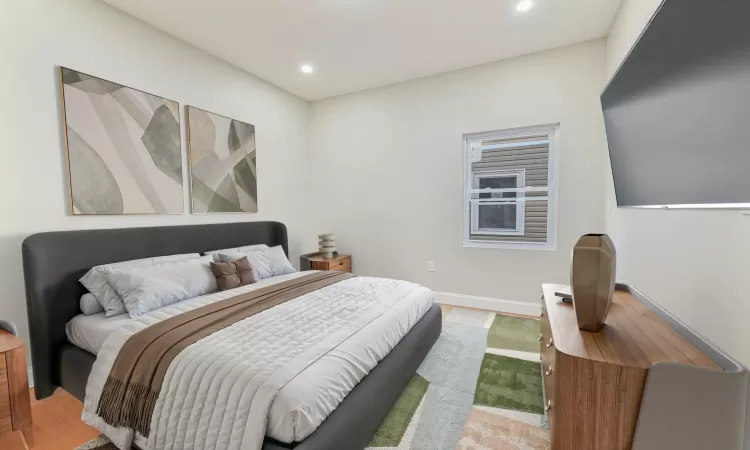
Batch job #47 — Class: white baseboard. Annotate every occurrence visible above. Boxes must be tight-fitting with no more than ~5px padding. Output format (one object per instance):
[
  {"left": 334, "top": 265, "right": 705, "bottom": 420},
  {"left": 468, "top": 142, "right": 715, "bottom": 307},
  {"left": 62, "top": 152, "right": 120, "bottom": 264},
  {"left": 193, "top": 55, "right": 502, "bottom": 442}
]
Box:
[{"left": 434, "top": 292, "right": 541, "bottom": 317}]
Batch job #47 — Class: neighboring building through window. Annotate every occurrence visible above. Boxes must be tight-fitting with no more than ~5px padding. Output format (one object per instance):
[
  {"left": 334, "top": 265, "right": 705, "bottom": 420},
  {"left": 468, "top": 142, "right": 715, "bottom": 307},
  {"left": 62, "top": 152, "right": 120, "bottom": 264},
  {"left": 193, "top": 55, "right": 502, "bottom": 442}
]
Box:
[
  {"left": 471, "top": 169, "right": 525, "bottom": 236},
  {"left": 462, "top": 124, "right": 558, "bottom": 250}
]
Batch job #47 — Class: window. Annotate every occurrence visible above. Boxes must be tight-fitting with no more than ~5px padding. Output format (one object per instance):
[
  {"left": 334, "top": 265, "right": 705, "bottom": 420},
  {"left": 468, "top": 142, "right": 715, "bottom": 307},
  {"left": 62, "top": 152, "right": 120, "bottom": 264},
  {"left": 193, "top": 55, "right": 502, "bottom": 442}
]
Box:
[
  {"left": 471, "top": 169, "right": 525, "bottom": 236},
  {"left": 462, "top": 124, "right": 558, "bottom": 250}
]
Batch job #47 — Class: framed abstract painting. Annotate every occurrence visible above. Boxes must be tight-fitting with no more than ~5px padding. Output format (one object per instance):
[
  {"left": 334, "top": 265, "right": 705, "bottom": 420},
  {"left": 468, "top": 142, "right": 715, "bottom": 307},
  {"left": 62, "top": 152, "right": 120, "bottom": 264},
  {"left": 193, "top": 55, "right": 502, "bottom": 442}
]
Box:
[
  {"left": 59, "top": 67, "right": 183, "bottom": 215},
  {"left": 186, "top": 106, "right": 258, "bottom": 213}
]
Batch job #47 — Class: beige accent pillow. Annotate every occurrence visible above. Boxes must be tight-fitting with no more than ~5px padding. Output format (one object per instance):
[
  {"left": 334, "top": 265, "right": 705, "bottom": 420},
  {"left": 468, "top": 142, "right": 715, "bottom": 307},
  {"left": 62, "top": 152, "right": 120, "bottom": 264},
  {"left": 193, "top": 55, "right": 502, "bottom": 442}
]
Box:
[{"left": 210, "top": 257, "right": 256, "bottom": 291}]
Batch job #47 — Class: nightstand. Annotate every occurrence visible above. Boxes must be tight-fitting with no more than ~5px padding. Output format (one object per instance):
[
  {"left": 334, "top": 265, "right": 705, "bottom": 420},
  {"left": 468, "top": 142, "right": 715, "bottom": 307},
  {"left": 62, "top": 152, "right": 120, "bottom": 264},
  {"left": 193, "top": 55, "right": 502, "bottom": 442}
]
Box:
[
  {"left": 0, "top": 331, "right": 32, "bottom": 447},
  {"left": 308, "top": 254, "right": 352, "bottom": 273}
]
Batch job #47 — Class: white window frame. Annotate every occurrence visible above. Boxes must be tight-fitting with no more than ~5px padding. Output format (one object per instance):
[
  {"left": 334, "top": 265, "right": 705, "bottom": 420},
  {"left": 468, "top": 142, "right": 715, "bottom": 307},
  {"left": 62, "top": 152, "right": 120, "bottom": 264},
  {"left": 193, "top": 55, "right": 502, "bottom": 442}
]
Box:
[
  {"left": 462, "top": 123, "right": 559, "bottom": 251},
  {"left": 471, "top": 169, "right": 526, "bottom": 236}
]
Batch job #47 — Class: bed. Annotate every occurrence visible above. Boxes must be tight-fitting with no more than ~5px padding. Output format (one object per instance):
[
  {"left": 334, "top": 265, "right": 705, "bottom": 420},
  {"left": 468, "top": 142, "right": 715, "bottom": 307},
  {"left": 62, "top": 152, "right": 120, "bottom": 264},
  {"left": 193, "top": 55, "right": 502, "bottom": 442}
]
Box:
[{"left": 22, "top": 222, "right": 441, "bottom": 450}]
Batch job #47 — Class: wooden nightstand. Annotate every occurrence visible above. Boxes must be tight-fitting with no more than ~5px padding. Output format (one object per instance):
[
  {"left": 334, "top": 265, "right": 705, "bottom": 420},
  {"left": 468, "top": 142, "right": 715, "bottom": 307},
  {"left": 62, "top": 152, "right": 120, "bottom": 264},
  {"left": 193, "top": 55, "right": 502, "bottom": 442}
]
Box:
[
  {"left": 308, "top": 254, "right": 352, "bottom": 273},
  {"left": 0, "top": 331, "right": 32, "bottom": 447}
]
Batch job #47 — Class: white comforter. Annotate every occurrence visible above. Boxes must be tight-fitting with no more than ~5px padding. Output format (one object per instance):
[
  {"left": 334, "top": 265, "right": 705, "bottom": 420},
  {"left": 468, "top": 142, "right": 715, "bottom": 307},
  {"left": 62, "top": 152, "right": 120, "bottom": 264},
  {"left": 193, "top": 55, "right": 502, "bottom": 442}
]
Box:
[{"left": 81, "top": 272, "right": 433, "bottom": 450}]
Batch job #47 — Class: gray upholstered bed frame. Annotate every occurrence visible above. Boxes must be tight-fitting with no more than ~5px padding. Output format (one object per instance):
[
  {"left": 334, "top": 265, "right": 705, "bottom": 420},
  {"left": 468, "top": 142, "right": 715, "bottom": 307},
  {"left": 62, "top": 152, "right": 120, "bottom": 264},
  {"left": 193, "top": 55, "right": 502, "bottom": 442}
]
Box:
[{"left": 22, "top": 221, "right": 441, "bottom": 450}]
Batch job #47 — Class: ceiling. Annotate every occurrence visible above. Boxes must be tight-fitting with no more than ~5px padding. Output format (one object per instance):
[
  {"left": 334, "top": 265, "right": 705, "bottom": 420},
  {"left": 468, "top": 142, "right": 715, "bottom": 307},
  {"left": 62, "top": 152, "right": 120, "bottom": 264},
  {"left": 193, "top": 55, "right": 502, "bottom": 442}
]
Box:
[{"left": 102, "top": 0, "right": 623, "bottom": 101}]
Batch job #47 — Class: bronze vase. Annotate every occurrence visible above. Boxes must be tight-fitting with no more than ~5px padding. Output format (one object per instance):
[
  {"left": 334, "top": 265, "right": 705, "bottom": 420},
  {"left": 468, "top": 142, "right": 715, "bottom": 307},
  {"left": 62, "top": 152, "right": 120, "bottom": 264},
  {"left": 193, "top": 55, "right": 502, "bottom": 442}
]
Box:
[{"left": 570, "top": 234, "right": 616, "bottom": 332}]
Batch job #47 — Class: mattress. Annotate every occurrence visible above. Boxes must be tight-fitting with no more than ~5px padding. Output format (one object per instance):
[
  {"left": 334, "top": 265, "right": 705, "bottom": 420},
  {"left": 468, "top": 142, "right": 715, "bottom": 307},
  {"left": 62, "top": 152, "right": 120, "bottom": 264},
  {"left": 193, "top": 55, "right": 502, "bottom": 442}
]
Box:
[
  {"left": 66, "top": 312, "right": 134, "bottom": 355},
  {"left": 69, "top": 271, "right": 433, "bottom": 445}
]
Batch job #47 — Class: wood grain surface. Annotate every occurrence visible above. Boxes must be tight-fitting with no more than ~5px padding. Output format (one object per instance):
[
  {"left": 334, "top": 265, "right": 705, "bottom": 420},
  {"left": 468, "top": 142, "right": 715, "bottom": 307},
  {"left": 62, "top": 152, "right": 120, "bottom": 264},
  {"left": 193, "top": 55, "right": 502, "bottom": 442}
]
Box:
[
  {"left": 309, "top": 254, "right": 352, "bottom": 272},
  {"left": 0, "top": 332, "right": 33, "bottom": 445},
  {"left": 541, "top": 284, "right": 721, "bottom": 449},
  {"left": 0, "top": 356, "right": 10, "bottom": 434},
  {"left": 0, "top": 332, "right": 23, "bottom": 354},
  {"left": 28, "top": 389, "right": 99, "bottom": 450},
  {"left": 0, "top": 430, "right": 29, "bottom": 450},
  {"left": 6, "top": 348, "right": 32, "bottom": 445},
  {"left": 542, "top": 284, "right": 719, "bottom": 370}
]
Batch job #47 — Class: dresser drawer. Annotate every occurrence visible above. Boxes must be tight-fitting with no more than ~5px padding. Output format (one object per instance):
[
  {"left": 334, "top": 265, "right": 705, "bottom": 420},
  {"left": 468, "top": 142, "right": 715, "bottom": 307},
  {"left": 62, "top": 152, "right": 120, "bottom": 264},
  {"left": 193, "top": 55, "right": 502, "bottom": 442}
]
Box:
[
  {"left": 328, "top": 257, "right": 351, "bottom": 272},
  {"left": 544, "top": 392, "right": 555, "bottom": 439},
  {"left": 0, "top": 355, "right": 11, "bottom": 434},
  {"left": 541, "top": 337, "right": 555, "bottom": 367},
  {"left": 540, "top": 307, "right": 551, "bottom": 344},
  {"left": 540, "top": 305, "right": 556, "bottom": 428},
  {"left": 541, "top": 343, "right": 556, "bottom": 443},
  {"left": 542, "top": 357, "right": 555, "bottom": 402},
  {"left": 540, "top": 308, "right": 554, "bottom": 363},
  {"left": 310, "top": 255, "right": 352, "bottom": 273}
]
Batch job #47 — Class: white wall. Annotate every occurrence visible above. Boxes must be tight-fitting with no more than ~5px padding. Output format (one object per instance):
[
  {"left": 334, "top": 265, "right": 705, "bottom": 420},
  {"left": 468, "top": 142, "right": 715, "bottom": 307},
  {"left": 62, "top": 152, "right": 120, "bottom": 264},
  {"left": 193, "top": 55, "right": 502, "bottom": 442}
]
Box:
[
  {"left": 310, "top": 40, "right": 609, "bottom": 307},
  {"left": 605, "top": 0, "right": 750, "bottom": 445},
  {"left": 605, "top": 0, "right": 662, "bottom": 76},
  {"left": 0, "top": 0, "right": 313, "bottom": 361}
]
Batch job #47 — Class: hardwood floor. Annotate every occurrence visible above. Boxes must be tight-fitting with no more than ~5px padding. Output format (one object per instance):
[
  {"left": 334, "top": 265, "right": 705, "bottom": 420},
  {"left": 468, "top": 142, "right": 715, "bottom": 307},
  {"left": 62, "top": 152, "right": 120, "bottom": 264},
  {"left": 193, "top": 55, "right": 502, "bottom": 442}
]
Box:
[
  {"left": 0, "top": 389, "right": 100, "bottom": 450},
  {"left": 0, "top": 430, "right": 29, "bottom": 450}
]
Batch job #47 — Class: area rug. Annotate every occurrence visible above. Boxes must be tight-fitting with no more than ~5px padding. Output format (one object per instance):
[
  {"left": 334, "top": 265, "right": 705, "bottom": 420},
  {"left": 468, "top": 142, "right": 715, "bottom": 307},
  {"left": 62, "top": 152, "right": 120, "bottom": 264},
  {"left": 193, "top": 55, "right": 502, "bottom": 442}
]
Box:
[
  {"left": 75, "top": 435, "right": 125, "bottom": 450},
  {"left": 76, "top": 306, "right": 548, "bottom": 450},
  {"left": 366, "top": 305, "right": 549, "bottom": 450}
]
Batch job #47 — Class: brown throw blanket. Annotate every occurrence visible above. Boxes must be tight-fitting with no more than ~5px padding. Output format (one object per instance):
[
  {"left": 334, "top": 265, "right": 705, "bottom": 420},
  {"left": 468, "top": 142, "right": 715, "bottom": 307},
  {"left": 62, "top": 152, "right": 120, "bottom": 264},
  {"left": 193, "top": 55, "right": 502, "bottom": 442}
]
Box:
[{"left": 96, "top": 271, "right": 354, "bottom": 436}]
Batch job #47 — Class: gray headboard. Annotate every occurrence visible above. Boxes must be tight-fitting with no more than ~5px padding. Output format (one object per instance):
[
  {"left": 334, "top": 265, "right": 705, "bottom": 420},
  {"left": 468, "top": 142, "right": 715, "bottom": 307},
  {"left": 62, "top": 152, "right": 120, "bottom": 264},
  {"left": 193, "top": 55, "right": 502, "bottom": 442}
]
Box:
[{"left": 22, "top": 221, "right": 288, "bottom": 399}]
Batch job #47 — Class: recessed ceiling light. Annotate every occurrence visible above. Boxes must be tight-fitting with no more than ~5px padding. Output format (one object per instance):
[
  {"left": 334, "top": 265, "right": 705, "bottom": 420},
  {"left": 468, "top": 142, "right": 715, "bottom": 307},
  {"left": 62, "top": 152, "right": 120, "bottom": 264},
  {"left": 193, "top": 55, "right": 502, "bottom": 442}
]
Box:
[
  {"left": 516, "top": 0, "right": 533, "bottom": 12},
  {"left": 300, "top": 64, "right": 314, "bottom": 74}
]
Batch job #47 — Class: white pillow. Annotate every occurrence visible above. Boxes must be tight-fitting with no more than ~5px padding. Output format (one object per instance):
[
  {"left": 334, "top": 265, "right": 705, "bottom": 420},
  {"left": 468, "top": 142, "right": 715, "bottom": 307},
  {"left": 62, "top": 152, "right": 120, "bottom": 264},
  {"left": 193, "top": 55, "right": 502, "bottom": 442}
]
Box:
[
  {"left": 218, "top": 246, "right": 295, "bottom": 280},
  {"left": 263, "top": 246, "right": 297, "bottom": 276},
  {"left": 204, "top": 244, "right": 268, "bottom": 261},
  {"left": 103, "top": 255, "right": 217, "bottom": 318},
  {"left": 79, "top": 293, "right": 104, "bottom": 315},
  {"left": 219, "top": 250, "right": 271, "bottom": 279},
  {"left": 80, "top": 253, "right": 201, "bottom": 317}
]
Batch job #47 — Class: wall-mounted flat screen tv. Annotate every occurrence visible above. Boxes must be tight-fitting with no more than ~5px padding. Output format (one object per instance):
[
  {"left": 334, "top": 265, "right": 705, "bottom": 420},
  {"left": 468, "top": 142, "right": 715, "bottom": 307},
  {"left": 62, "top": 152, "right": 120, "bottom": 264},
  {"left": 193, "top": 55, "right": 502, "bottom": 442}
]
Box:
[{"left": 601, "top": 0, "right": 750, "bottom": 208}]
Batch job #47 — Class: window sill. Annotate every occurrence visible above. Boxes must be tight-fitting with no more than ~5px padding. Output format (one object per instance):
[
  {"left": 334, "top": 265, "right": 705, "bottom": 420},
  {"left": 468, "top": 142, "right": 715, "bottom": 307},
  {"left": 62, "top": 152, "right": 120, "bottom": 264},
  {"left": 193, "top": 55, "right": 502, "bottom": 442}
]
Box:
[
  {"left": 462, "top": 240, "right": 556, "bottom": 251},
  {"left": 471, "top": 230, "right": 525, "bottom": 236}
]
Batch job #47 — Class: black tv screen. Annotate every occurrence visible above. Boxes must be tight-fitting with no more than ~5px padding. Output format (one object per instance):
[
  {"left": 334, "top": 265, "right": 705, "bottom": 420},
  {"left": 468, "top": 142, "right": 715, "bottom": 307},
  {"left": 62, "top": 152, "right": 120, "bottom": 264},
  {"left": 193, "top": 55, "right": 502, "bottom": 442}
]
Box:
[{"left": 601, "top": 0, "right": 750, "bottom": 208}]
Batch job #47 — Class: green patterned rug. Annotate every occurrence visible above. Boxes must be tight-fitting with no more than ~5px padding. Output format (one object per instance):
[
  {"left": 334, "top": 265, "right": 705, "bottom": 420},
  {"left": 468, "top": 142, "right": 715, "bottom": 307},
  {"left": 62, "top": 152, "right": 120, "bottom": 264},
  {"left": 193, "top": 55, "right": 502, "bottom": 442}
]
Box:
[{"left": 367, "top": 306, "right": 550, "bottom": 450}]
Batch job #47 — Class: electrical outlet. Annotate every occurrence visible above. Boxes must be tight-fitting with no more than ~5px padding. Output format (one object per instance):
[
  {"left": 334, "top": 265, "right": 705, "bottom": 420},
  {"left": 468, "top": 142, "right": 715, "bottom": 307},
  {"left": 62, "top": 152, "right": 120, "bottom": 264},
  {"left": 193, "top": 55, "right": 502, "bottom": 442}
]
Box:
[{"left": 427, "top": 261, "right": 436, "bottom": 272}]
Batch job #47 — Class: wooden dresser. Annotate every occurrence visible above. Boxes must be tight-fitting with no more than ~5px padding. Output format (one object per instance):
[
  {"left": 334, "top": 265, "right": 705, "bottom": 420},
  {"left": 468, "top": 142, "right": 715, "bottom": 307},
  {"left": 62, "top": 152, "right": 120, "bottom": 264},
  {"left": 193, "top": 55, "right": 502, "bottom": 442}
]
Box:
[
  {"left": 540, "top": 284, "right": 720, "bottom": 450},
  {"left": 0, "top": 331, "right": 32, "bottom": 447},
  {"left": 308, "top": 254, "right": 352, "bottom": 273}
]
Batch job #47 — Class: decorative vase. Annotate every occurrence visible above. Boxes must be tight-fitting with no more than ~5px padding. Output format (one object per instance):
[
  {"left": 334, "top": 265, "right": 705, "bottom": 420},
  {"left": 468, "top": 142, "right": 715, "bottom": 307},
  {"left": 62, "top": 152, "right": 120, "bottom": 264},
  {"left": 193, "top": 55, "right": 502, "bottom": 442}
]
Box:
[
  {"left": 318, "top": 234, "right": 336, "bottom": 258},
  {"left": 570, "top": 234, "right": 616, "bottom": 332}
]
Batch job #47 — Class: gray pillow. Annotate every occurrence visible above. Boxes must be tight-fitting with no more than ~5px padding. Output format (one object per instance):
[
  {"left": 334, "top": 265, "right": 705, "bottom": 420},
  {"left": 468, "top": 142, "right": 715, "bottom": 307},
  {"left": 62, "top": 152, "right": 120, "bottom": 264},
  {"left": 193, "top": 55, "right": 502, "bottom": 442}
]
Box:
[
  {"left": 80, "top": 253, "right": 201, "bottom": 317},
  {"left": 204, "top": 244, "right": 268, "bottom": 261},
  {"left": 103, "top": 255, "right": 217, "bottom": 318},
  {"left": 264, "top": 246, "right": 296, "bottom": 276},
  {"left": 80, "top": 293, "right": 105, "bottom": 315},
  {"left": 218, "top": 246, "right": 295, "bottom": 280}
]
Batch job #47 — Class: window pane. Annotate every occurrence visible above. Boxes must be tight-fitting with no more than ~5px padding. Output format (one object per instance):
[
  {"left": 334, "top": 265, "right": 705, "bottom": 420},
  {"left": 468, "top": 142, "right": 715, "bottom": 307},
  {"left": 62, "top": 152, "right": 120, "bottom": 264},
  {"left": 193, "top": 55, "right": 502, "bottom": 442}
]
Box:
[
  {"left": 478, "top": 176, "right": 517, "bottom": 199},
  {"left": 478, "top": 204, "right": 517, "bottom": 230}
]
